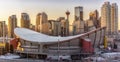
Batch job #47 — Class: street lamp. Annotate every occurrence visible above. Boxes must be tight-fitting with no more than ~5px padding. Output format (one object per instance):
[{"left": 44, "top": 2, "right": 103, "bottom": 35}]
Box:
[{"left": 58, "top": 35, "right": 61, "bottom": 62}]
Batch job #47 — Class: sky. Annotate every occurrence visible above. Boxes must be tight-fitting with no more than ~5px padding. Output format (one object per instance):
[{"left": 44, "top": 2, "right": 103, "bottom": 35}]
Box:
[{"left": 0, "top": 0, "right": 120, "bottom": 29}]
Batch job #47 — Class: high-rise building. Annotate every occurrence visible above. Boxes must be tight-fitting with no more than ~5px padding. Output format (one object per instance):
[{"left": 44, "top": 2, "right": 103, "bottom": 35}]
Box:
[
  {"left": 111, "top": 3, "right": 118, "bottom": 34},
  {"left": 35, "top": 12, "right": 50, "bottom": 35},
  {"left": 30, "top": 24, "right": 35, "bottom": 31},
  {"left": 89, "top": 10, "right": 100, "bottom": 28},
  {"left": 21, "top": 13, "right": 30, "bottom": 28},
  {"left": 35, "top": 13, "right": 41, "bottom": 32},
  {"left": 73, "top": 20, "right": 85, "bottom": 35},
  {"left": 8, "top": 15, "right": 17, "bottom": 38},
  {"left": 51, "top": 20, "right": 61, "bottom": 36},
  {"left": 49, "top": 16, "right": 69, "bottom": 36},
  {"left": 75, "top": 6, "right": 83, "bottom": 21},
  {"left": 89, "top": 12, "right": 94, "bottom": 20},
  {"left": 73, "top": 6, "right": 84, "bottom": 35},
  {"left": 89, "top": 10, "right": 99, "bottom": 20},
  {"left": 101, "top": 2, "right": 111, "bottom": 35},
  {"left": 93, "top": 10, "right": 99, "bottom": 20},
  {"left": 0, "top": 21, "right": 7, "bottom": 37},
  {"left": 101, "top": 2, "right": 118, "bottom": 36},
  {"left": 57, "top": 17, "right": 69, "bottom": 36},
  {"left": 0, "top": 22, "right": 4, "bottom": 37},
  {"left": 85, "top": 19, "right": 96, "bottom": 31}
]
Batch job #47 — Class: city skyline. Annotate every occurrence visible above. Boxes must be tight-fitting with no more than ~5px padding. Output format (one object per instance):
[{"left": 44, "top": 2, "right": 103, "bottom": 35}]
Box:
[
  {"left": 0, "top": 0, "right": 120, "bottom": 29},
  {"left": 0, "top": 0, "right": 119, "bottom": 61}
]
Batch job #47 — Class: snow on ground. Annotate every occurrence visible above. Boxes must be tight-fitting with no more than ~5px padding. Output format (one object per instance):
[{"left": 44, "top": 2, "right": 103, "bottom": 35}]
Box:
[
  {"left": 84, "top": 57, "right": 106, "bottom": 62},
  {"left": 0, "top": 53, "right": 20, "bottom": 59},
  {"left": 101, "top": 52, "right": 120, "bottom": 59}
]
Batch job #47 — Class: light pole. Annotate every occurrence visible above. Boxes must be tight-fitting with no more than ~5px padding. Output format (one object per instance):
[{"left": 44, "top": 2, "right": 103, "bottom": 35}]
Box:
[{"left": 58, "top": 35, "right": 61, "bottom": 62}]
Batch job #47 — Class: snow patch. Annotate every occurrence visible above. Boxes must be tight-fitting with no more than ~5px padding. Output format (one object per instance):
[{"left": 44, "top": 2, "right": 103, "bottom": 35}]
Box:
[{"left": 0, "top": 53, "right": 20, "bottom": 59}]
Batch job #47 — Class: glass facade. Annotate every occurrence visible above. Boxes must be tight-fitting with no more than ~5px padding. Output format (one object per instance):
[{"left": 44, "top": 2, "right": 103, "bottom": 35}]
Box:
[{"left": 75, "top": 6, "right": 83, "bottom": 21}]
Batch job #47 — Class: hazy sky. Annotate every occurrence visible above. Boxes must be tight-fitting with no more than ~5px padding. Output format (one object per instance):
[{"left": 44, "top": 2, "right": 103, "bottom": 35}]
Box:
[{"left": 0, "top": 0, "right": 120, "bottom": 29}]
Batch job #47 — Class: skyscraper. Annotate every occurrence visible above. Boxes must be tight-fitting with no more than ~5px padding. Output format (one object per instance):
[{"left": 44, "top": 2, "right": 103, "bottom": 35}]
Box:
[
  {"left": 111, "top": 3, "right": 118, "bottom": 34},
  {"left": 21, "top": 13, "right": 30, "bottom": 28},
  {"left": 35, "top": 12, "right": 50, "bottom": 34},
  {"left": 73, "top": 6, "right": 84, "bottom": 35},
  {"left": 50, "top": 20, "right": 61, "bottom": 36},
  {"left": 73, "top": 20, "right": 85, "bottom": 35},
  {"left": 94, "top": 10, "right": 99, "bottom": 20},
  {"left": 0, "top": 21, "right": 6, "bottom": 37},
  {"left": 8, "top": 15, "right": 17, "bottom": 38},
  {"left": 0, "top": 22, "right": 4, "bottom": 37},
  {"left": 101, "top": 2, "right": 111, "bottom": 35},
  {"left": 35, "top": 13, "right": 41, "bottom": 32},
  {"left": 36, "top": 12, "right": 48, "bottom": 32},
  {"left": 57, "top": 17, "right": 68, "bottom": 36},
  {"left": 89, "top": 10, "right": 100, "bottom": 28},
  {"left": 75, "top": 6, "right": 83, "bottom": 21},
  {"left": 89, "top": 10, "right": 99, "bottom": 20},
  {"left": 85, "top": 19, "right": 96, "bottom": 31},
  {"left": 101, "top": 2, "right": 118, "bottom": 36},
  {"left": 49, "top": 16, "right": 69, "bottom": 36}
]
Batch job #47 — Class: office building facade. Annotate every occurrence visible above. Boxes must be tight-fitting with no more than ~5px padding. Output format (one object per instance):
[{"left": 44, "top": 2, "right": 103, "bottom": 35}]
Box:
[
  {"left": 0, "top": 21, "right": 6, "bottom": 37},
  {"left": 111, "top": 3, "right": 118, "bottom": 34},
  {"left": 35, "top": 12, "right": 50, "bottom": 35},
  {"left": 89, "top": 10, "right": 100, "bottom": 28},
  {"left": 75, "top": 6, "right": 83, "bottom": 21},
  {"left": 73, "top": 6, "right": 84, "bottom": 35},
  {"left": 8, "top": 15, "right": 17, "bottom": 38},
  {"left": 21, "top": 13, "right": 30, "bottom": 28},
  {"left": 101, "top": 2, "right": 118, "bottom": 36}
]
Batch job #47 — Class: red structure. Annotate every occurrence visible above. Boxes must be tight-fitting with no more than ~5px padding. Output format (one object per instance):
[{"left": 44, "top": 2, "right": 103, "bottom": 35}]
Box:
[
  {"left": 10, "top": 38, "right": 18, "bottom": 49},
  {"left": 81, "top": 38, "right": 94, "bottom": 53}
]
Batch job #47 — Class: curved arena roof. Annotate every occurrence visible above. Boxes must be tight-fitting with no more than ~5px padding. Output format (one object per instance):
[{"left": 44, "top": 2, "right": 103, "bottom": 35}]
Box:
[{"left": 14, "top": 28, "right": 86, "bottom": 43}]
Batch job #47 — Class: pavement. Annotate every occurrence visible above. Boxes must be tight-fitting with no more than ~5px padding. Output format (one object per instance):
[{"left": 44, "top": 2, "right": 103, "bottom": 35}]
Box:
[
  {"left": 0, "top": 59, "right": 45, "bottom": 62},
  {"left": 0, "top": 59, "right": 81, "bottom": 62}
]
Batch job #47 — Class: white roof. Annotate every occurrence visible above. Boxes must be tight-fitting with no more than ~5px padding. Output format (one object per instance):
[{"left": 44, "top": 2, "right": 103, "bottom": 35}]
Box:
[{"left": 14, "top": 28, "right": 86, "bottom": 44}]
